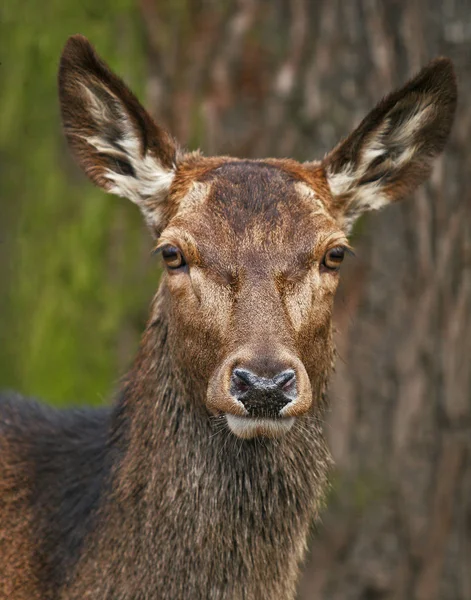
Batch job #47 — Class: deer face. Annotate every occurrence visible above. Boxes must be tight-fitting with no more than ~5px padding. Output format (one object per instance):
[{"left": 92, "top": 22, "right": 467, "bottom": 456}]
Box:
[
  {"left": 156, "top": 159, "right": 346, "bottom": 438},
  {"left": 59, "top": 36, "right": 456, "bottom": 438}
]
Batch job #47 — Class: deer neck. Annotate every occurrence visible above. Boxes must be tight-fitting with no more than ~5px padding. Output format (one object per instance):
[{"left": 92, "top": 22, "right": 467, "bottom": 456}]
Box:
[{"left": 77, "top": 295, "right": 331, "bottom": 600}]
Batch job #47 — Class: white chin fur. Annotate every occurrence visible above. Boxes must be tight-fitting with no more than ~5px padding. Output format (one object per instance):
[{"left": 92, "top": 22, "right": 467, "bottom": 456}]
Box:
[{"left": 225, "top": 414, "right": 295, "bottom": 439}]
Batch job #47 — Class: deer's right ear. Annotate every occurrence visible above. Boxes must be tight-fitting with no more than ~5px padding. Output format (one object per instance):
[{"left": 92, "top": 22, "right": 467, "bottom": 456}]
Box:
[{"left": 59, "top": 35, "right": 178, "bottom": 232}]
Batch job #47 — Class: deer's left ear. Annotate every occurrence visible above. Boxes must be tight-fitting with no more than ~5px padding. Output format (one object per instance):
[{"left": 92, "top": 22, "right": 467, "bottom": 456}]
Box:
[{"left": 322, "top": 58, "right": 457, "bottom": 232}]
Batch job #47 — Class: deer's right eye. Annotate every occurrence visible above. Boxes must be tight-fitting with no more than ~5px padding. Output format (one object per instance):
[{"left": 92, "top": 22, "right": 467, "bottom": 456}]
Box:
[{"left": 161, "top": 245, "right": 187, "bottom": 271}]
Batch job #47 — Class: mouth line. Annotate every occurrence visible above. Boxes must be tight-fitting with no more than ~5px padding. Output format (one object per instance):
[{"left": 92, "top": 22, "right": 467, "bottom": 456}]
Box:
[
  {"left": 224, "top": 413, "right": 296, "bottom": 439},
  {"left": 229, "top": 414, "right": 286, "bottom": 420}
]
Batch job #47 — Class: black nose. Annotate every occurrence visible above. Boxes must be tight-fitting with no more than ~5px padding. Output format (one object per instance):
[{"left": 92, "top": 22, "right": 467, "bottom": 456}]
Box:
[{"left": 230, "top": 368, "right": 297, "bottom": 417}]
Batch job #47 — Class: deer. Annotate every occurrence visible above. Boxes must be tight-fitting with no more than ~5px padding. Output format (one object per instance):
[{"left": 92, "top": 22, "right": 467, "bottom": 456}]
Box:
[{"left": 0, "top": 35, "right": 457, "bottom": 600}]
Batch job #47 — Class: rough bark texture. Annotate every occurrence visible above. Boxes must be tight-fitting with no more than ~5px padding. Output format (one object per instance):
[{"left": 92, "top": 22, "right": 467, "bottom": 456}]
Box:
[
  {"left": 296, "top": 3, "right": 471, "bottom": 598},
  {"left": 139, "top": 1, "right": 471, "bottom": 598}
]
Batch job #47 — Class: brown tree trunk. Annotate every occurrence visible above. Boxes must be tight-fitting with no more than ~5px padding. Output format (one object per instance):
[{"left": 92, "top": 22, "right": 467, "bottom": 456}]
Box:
[
  {"left": 139, "top": 1, "right": 471, "bottom": 597},
  {"left": 297, "top": 2, "right": 471, "bottom": 597}
]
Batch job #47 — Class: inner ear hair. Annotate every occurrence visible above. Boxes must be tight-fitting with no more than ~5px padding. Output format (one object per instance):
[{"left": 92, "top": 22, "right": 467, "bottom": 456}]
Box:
[
  {"left": 58, "top": 35, "right": 179, "bottom": 230},
  {"left": 321, "top": 57, "right": 457, "bottom": 230}
]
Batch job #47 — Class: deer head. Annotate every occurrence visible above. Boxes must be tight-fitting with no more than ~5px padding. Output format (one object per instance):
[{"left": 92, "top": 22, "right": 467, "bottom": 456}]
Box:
[{"left": 59, "top": 35, "right": 456, "bottom": 439}]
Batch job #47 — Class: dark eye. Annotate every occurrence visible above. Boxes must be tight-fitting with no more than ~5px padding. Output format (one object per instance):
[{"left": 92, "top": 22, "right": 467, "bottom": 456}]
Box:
[
  {"left": 322, "top": 246, "right": 346, "bottom": 271},
  {"left": 161, "top": 245, "right": 187, "bottom": 271}
]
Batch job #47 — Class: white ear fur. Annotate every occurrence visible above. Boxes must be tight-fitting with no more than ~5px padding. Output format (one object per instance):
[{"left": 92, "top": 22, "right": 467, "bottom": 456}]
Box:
[
  {"left": 322, "top": 58, "right": 457, "bottom": 233},
  {"left": 326, "top": 104, "right": 431, "bottom": 220},
  {"left": 59, "top": 35, "right": 178, "bottom": 232},
  {"left": 80, "top": 85, "right": 175, "bottom": 226}
]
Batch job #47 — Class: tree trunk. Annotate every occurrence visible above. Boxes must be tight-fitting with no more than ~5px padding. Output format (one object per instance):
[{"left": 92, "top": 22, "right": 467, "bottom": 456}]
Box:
[
  {"left": 297, "top": 2, "right": 471, "bottom": 598},
  {"left": 140, "top": 1, "right": 471, "bottom": 598}
]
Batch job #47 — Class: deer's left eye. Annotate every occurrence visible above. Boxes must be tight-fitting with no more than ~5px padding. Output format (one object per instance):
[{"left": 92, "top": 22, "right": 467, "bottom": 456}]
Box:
[
  {"left": 161, "top": 245, "right": 187, "bottom": 271},
  {"left": 322, "top": 246, "right": 345, "bottom": 271}
]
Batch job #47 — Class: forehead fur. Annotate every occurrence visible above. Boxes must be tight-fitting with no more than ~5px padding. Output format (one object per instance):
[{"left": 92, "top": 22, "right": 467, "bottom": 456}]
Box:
[
  {"left": 170, "top": 157, "right": 337, "bottom": 234},
  {"left": 163, "top": 158, "right": 344, "bottom": 276},
  {"left": 203, "top": 161, "right": 312, "bottom": 233}
]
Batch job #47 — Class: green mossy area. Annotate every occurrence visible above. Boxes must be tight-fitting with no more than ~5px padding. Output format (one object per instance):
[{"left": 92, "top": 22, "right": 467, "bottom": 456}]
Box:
[{"left": 0, "top": 2, "right": 160, "bottom": 406}]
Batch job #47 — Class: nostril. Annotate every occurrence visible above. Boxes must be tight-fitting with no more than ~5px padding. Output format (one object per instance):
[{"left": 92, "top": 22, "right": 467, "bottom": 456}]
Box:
[
  {"left": 233, "top": 369, "right": 257, "bottom": 387},
  {"left": 273, "top": 369, "right": 296, "bottom": 389},
  {"left": 231, "top": 368, "right": 256, "bottom": 397}
]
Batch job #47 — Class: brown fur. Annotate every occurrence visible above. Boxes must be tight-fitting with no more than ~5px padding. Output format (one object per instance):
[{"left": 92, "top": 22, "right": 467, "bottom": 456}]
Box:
[{"left": 0, "top": 35, "right": 457, "bottom": 599}]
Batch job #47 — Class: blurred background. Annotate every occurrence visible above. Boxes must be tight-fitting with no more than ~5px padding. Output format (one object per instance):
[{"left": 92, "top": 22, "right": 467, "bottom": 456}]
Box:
[{"left": 1, "top": 0, "right": 470, "bottom": 598}]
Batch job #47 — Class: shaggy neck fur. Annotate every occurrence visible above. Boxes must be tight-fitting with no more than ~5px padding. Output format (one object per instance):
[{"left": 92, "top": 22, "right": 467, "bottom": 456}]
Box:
[{"left": 62, "top": 291, "right": 332, "bottom": 600}]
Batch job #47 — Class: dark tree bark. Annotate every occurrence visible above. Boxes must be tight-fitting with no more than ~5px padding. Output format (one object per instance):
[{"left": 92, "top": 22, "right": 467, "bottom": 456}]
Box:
[
  {"left": 139, "top": 1, "right": 471, "bottom": 597},
  {"left": 297, "top": 3, "right": 471, "bottom": 598}
]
